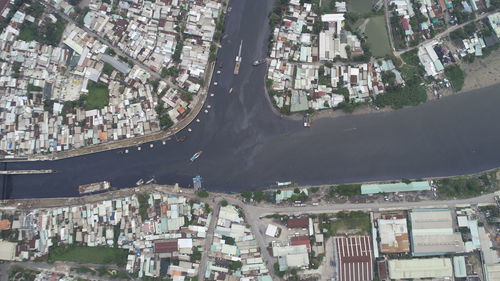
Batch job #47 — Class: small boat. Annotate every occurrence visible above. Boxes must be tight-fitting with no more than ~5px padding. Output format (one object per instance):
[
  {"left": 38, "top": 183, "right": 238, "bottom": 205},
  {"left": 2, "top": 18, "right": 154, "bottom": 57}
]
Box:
[
  {"left": 190, "top": 151, "right": 203, "bottom": 162},
  {"left": 176, "top": 136, "right": 187, "bottom": 142},
  {"left": 146, "top": 178, "right": 155, "bottom": 184},
  {"left": 136, "top": 179, "right": 144, "bottom": 186},
  {"left": 229, "top": 88, "right": 233, "bottom": 94},
  {"left": 252, "top": 59, "right": 266, "bottom": 66}
]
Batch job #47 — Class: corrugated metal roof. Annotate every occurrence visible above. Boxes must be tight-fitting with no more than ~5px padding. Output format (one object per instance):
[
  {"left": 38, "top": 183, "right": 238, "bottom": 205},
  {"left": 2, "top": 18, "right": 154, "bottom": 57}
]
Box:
[
  {"left": 361, "top": 181, "right": 430, "bottom": 194},
  {"left": 453, "top": 256, "right": 467, "bottom": 278}
]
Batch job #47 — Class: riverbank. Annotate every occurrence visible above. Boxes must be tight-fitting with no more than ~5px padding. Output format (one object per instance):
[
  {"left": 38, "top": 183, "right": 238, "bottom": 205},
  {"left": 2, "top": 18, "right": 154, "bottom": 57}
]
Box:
[
  {"left": 3, "top": 166, "right": 500, "bottom": 206},
  {"left": 282, "top": 50, "right": 500, "bottom": 122}
]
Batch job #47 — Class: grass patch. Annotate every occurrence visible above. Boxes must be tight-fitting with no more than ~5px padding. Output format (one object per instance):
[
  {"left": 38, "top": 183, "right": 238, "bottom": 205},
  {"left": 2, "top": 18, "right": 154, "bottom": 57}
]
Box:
[
  {"left": 329, "top": 184, "right": 361, "bottom": 197},
  {"left": 364, "top": 16, "right": 392, "bottom": 57},
  {"left": 47, "top": 245, "right": 128, "bottom": 266},
  {"left": 84, "top": 82, "right": 109, "bottom": 110},
  {"left": 320, "top": 211, "right": 370, "bottom": 237},
  {"left": 347, "top": 0, "right": 376, "bottom": 14},
  {"left": 444, "top": 65, "right": 465, "bottom": 92}
]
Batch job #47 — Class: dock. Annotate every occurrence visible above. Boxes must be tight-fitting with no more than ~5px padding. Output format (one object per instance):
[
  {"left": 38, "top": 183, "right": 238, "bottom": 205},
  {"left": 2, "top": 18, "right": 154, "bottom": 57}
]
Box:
[{"left": 0, "top": 169, "right": 58, "bottom": 175}]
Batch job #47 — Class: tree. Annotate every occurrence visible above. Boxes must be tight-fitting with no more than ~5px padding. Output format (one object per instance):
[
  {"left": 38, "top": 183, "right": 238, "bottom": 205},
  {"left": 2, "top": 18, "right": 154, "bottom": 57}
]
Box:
[
  {"left": 221, "top": 200, "right": 228, "bottom": 207},
  {"left": 241, "top": 190, "right": 253, "bottom": 201},
  {"left": 229, "top": 261, "right": 242, "bottom": 271}
]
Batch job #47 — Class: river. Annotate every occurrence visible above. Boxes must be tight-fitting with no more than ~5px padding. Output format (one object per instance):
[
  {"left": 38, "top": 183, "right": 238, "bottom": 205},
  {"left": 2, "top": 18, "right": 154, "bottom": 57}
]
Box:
[{"left": 2, "top": 0, "right": 500, "bottom": 199}]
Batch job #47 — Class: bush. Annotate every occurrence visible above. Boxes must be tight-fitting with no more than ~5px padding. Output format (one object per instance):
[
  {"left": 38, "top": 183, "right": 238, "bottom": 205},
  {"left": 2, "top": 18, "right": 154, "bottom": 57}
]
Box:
[{"left": 197, "top": 190, "right": 209, "bottom": 198}]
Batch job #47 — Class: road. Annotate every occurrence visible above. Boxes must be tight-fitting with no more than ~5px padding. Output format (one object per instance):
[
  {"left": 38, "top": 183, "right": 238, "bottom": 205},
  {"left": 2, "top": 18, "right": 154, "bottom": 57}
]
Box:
[
  {"left": 198, "top": 199, "right": 221, "bottom": 281},
  {"left": 394, "top": 11, "right": 496, "bottom": 56},
  {"left": 383, "top": 0, "right": 395, "bottom": 51}
]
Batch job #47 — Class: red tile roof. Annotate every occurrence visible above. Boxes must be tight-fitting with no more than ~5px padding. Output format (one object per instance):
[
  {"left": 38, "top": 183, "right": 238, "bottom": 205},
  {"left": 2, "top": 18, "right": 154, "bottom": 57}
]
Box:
[
  {"left": 154, "top": 240, "right": 178, "bottom": 253},
  {"left": 287, "top": 217, "right": 309, "bottom": 229},
  {"left": 291, "top": 235, "right": 311, "bottom": 250}
]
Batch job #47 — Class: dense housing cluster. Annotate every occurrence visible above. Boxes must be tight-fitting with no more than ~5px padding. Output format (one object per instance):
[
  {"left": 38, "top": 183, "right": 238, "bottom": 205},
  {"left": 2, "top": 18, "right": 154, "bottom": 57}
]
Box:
[
  {"left": 0, "top": 0, "right": 224, "bottom": 157},
  {"left": 0, "top": 193, "right": 212, "bottom": 280},
  {"left": 266, "top": 0, "right": 404, "bottom": 114},
  {"left": 205, "top": 204, "right": 271, "bottom": 280}
]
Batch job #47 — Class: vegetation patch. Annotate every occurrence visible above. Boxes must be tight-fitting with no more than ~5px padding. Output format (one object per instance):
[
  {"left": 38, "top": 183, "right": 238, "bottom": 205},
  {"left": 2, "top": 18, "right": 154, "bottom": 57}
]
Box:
[
  {"left": 444, "top": 65, "right": 465, "bottom": 92},
  {"left": 364, "top": 16, "right": 392, "bottom": 57},
  {"left": 137, "top": 193, "right": 150, "bottom": 220},
  {"left": 18, "top": 15, "right": 66, "bottom": 46},
  {"left": 84, "top": 82, "right": 110, "bottom": 110},
  {"left": 9, "top": 266, "right": 40, "bottom": 281},
  {"left": 320, "top": 211, "right": 370, "bottom": 237},
  {"left": 47, "top": 245, "right": 128, "bottom": 266},
  {"left": 329, "top": 184, "right": 361, "bottom": 197},
  {"left": 437, "top": 175, "right": 492, "bottom": 199}
]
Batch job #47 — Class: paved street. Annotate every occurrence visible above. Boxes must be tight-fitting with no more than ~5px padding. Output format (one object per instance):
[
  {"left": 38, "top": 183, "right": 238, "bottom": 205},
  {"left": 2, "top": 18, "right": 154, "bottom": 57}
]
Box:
[{"left": 198, "top": 199, "right": 221, "bottom": 281}]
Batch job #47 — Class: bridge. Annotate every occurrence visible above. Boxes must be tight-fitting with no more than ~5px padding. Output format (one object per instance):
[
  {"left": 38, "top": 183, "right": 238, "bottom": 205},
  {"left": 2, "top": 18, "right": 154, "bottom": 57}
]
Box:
[{"left": 0, "top": 170, "right": 58, "bottom": 175}]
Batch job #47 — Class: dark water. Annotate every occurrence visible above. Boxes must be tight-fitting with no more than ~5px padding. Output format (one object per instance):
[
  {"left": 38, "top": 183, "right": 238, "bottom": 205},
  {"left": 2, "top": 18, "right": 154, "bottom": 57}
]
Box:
[{"left": 2, "top": 0, "right": 500, "bottom": 199}]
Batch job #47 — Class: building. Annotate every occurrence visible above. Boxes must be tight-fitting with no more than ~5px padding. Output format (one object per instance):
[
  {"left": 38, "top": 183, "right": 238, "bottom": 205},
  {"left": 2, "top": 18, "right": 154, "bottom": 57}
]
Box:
[
  {"left": 0, "top": 240, "right": 17, "bottom": 261},
  {"left": 410, "top": 209, "right": 464, "bottom": 255},
  {"left": 265, "top": 224, "right": 279, "bottom": 237},
  {"left": 453, "top": 256, "right": 467, "bottom": 278},
  {"left": 388, "top": 258, "right": 453, "bottom": 279},
  {"left": 485, "top": 263, "right": 500, "bottom": 281},
  {"left": 488, "top": 12, "right": 500, "bottom": 38},
  {"left": 361, "top": 181, "right": 430, "bottom": 195},
  {"left": 334, "top": 236, "right": 374, "bottom": 281},
  {"left": 378, "top": 217, "right": 410, "bottom": 253},
  {"left": 287, "top": 217, "right": 309, "bottom": 229},
  {"left": 272, "top": 245, "right": 309, "bottom": 271},
  {"left": 290, "top": 235, "right": 311, "bottom": 251}
]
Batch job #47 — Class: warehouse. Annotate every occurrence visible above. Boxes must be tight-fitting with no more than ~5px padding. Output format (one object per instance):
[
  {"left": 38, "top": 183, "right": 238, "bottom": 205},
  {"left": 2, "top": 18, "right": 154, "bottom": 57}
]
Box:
[
  {"left": 334, "top": 236, "right": 374, "bottom": 281},
  {"left": 388, "top": 258, "right": 453, "bottom": 279},
  {"left": 361, "top": 181, "right": 430, "bottom": 195},
  {"left": 410, "top": 209, "right": 464, "bottom": 255}
]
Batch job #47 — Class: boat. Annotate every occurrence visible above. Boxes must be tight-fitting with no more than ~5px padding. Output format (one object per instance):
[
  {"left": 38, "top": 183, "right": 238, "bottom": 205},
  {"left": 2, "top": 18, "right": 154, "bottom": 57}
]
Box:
[
  {"left": 78, "top": 181, "right": 111, "bottom": 194},
  {"left": 252, "top": 59, "right": 266, "bottom": 66},
  {"left": 136, "top": 179, "right": 144, "bottom": 186},
  {"left": 190, "top": 151, "right": 203, "bottom": 162},
  {"left": 176, "top": 136, "right": 187, "bottom": 142},
  {"left": 229, "top": 88, "right": 233, "bottom": 94},
  {"left": 276, "top": 181, "right": 292, "bottom": 187},
  {"left": 146, "top": 178, "right": 155, "bottom": 184}
]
